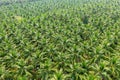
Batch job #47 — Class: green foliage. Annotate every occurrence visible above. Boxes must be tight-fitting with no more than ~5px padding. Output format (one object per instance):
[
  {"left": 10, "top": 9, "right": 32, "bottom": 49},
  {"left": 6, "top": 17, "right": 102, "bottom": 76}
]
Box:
[{"left": 0, "top": 0, "right": 120, "bottom": 80}]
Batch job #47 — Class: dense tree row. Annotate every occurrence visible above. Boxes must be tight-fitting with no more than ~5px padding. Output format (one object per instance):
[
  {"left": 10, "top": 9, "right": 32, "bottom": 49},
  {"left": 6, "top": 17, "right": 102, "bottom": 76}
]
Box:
[{"left": 0, "top": 0, "right": 120, "bottom": 79}]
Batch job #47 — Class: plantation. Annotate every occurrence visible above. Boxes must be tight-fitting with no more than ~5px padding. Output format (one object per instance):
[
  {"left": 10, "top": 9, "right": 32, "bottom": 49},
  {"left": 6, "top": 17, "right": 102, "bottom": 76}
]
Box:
[{"left": 0, "top": 0, "right": 120, "bottom": 80}]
